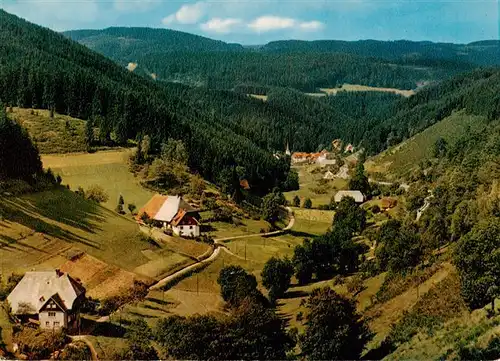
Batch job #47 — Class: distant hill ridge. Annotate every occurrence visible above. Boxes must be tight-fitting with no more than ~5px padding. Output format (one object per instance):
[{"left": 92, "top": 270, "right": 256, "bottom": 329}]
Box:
[
  {"left": 64, "top": 27, "right": 244, "bottom": 59},
  {"left": 64, "top": 27, "right": 500, "bottom": 66}
]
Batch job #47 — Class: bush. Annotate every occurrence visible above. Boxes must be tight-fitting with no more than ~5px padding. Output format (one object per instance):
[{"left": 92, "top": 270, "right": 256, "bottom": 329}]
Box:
[
  {"left": 59, "top": 341, "right": 92, "bottom": 360},
  {"left": 296, "top": 311, "right": 303, "bottom": 322},
  {"left": 303, "top": 198, "right": 312, "bottom": 209},
  {"left": 0, "top": 273, "right": 23, "bottom": 301},
  {"left": 371, "top": 204, "right": 381, "bottom": 214},
  {"left": 14, "top": 328, "right": 68, "bottom": 360},
  {"left": 99, "top": 281, "right": 149, "bottom": 316},
  {"left": 213, "top": 206, "right": 233, "bottom": 223},
  {"left": 86, "top": 185, "right": 109, "bottom": 203},
  {"left": 346, "top": 275, "right": 366, "bottom": 295},
  {"left": 127, "top": 203, "right": 137, "bottom": 215}
]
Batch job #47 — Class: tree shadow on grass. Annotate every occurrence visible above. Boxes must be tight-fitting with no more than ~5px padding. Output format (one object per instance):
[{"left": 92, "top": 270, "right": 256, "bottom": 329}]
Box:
[
  {"left": 0, "top": 194, "right": 100, "bottom": 249},
  {"left": 80, "top": 318, "right": 127, "bottom": 338},
  {"left": 288, "top": 230, "right": 318, "bottom": 239},
  {"left": 282, "top": 290, "right": 309, "bottom": 299},
  {"left": 362, "top": 339, "right": 394, "bottom": 360},
  {"left": 201, "top": 224, "right": 217, "bottom": 232},
  {"left": 8, "top": 187, "right": 106, "bottom": 234},
  {"left": 145, "top": 297, "right": 176, "bottom": 307}
]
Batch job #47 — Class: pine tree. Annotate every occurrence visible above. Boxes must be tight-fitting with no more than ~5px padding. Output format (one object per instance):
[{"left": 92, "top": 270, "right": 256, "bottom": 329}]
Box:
[{"left": 85, "top": 120, "right": 93, "bottom": 152}]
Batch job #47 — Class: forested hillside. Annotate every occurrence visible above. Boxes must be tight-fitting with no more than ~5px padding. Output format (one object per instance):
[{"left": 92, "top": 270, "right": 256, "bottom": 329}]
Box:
[
  {"left": 362, "top": 68, "right": 500, "bottom": 154},
  {"left": 64, "top": 27, "right": 244, "bottom": 60},
  {"left": 0, "top": 10, "right": 294, "bottom": 194},
  {"left": 0, "top": 105, "right": 42, "bottom": 181},
  {"left": 261, "top": 39, "right": 500, "bottom": 66},
  {"left": 65, "top": 28, "right": 477, "bottom": 91}
]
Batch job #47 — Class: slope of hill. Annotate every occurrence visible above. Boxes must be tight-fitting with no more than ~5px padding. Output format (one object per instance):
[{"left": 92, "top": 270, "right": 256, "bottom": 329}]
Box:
[
  {"left": 0, "top": 187, "right": 209, "bottom": 299},
  {"left": 65, "top": 27, "right": 476, "bottom": 91},
  {"left": 9, "top": 107, "right": 88, "bottom": 154},
  {"left": 365, "top": 111, "right": 488, "bottom": 178},
  {"left": 261, "top": 39, "right": 500, "bottom": 66},
  {"left": 0, "top": 10, "right": 295, "bottom": 195},
  {"left": 361, "top": 67, "right": 500, "bottom": 154},
  {"left": 64, "top": 27, "right": 244, "bottom": 59}
]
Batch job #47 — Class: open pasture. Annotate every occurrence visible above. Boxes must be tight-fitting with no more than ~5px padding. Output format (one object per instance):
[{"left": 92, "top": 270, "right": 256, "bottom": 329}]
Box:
[{"left": 42, "top": 149, "right": 153, "bottom": 210}]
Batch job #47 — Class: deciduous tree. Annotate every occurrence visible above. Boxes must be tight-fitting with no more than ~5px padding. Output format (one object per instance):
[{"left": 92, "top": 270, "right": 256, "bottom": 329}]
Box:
[
  {"left": 261, "top": 257, "right": 294, "bottom": 301},
  {"left": 300, "top": 287, "right": 371, "bottom": 360},
  {"left": 454, "top": 218, "right": 500, "bottom": 309}
]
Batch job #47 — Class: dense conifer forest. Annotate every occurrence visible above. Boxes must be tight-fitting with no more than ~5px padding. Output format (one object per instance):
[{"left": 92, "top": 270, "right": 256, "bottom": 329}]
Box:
[{"left": 2, "top": 9, "right": 500, "bottom": 191}]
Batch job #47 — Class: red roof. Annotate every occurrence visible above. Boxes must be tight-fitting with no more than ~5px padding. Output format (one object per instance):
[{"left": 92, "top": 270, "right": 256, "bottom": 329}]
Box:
[{"left": 136, "top": 194, "right": 168, "bottom": 221}]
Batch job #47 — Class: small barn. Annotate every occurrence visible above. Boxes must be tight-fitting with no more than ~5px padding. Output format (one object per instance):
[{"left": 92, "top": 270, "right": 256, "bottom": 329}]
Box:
[
  {"left": 334, "top": 190, "right": 364, "bottom": 203},
  {"left": 381, "top": 197, "right": 398, "bottom": 210}
]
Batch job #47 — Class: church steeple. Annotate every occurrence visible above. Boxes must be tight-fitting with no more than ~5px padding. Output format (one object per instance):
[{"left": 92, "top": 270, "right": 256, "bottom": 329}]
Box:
[{"left": 285, "top": 142, "right": 291, "bottom": 156}]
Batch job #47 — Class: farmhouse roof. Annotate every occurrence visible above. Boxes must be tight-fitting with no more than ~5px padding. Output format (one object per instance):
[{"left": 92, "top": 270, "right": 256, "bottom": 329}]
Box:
[
  {"left": 291, "top": 152, "right": 309, "bottom": 159},
  {"left": 137, "top": 194, "right": 168, "bottom": 220},
  {"left": 7, "top": 271, "right": 85, "bottom": 314},
  {"left": 138, "top": 194, "right": 197, "bottom": 223},
  {"left": 334, "top": 190, "right": 364, "bottom": 203}
]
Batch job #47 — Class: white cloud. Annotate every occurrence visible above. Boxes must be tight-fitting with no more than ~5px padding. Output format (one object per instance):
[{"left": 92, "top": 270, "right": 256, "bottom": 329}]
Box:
[
  {"left": 247, "top": 16, "right": 324, "bottom": 33},
  {"left": 299, "top": 20, "right": 324, "bottom": 31},
  {"left": 162, "top": 2, "right": 207, "bottom": 25},
  {"left": 248, "top": 16, "right": 296, "bottom": 32},
  {"left": 200, "top": 18, "right": 243, "bottom": 34}
]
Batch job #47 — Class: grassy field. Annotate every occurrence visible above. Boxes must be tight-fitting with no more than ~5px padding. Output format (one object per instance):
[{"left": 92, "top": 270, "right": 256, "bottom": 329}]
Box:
[
  {"left": 10, "top": 107, "right": 87, "bottom": 154},
  {"left": 248, "top": 94, "right": 268, "bottom": 101},
  {"left": 42, "top": 149, "right": 153, "bottom": 210},
  {"left": 0, "top": 188, "right": 197, "bottom": 298},
  {"left": 290, "top": 208, "right": 334, "bottom": 236},
  {"left": 0, "top": 303, "right": 14, "bottom": 354},
  {"left": 284, "top": 165, "right": 348, "bottom": 207},
  {"left": 319, "top": 84, "right": 415, "bottom": 97},
  {"left": 202, "top": 215, "right": 272, "bottom": 239},
  {"left": 365, "top": 111, "right": 487, "bottom": 178}
]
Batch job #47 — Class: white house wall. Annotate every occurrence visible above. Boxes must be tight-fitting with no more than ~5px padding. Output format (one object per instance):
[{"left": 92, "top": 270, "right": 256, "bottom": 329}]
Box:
[
  {"left": 173, "top": 225, "right": 200, "bottom": 237},
  {"left": 39, "top": 310, "right": 66, "bottom": 330}
]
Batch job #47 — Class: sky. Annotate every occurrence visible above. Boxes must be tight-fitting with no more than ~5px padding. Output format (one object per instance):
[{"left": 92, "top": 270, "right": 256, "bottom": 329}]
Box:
[{"left": 1, "top": 0, "right": 499, "bottom": 44}]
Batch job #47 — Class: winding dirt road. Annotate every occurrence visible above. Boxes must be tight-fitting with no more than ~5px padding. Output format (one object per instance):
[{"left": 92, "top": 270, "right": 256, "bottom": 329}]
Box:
[{"left": 148, "top": 207, "right": 295, "bottom": 291}]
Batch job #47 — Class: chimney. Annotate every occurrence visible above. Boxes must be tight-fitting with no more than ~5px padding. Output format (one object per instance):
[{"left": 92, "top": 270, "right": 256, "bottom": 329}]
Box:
[{"left": 55, "top": 269, "right": 64, "bottom": 277}]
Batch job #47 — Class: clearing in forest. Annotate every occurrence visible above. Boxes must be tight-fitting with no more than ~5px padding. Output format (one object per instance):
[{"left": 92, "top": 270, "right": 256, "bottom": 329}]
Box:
[
  {"left": 319, "top": 84, "right": 415, "bottom": 97},
  {"left": 42, "top": 149, "right": 153, "bottom": 210},
  {"left": 10, "top": 107, "right": 87, "bottom": 154}
]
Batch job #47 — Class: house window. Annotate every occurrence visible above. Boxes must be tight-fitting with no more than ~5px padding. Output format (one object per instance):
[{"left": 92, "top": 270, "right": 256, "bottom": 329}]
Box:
[
  {"left": 54, "top": 322, "right": 60, "bottom": 327},
  {"left": 45, "top": 321, "right": 50, "bottom": 327},
  {"left": 48, "top": 312, "right": 56, "bottom": 317},
  {"left": 189, "top": 226, "right": 193, "bottom": 229}
]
